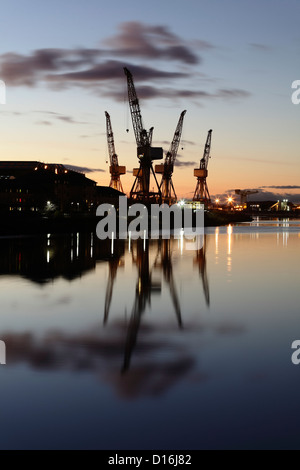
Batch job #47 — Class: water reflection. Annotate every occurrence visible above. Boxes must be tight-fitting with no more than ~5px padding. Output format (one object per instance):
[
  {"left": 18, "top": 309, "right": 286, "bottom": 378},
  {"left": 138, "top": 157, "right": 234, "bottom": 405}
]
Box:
[
  {"left": 193, "top": 235, "right": 210, "bottom": 306},
  {"left": 0, "top": 233, "right": 210, "bottom": 374},
  {"left": 0, "top": 233, "right": 125, "bottom": 284},
  {"left": 122, "top": 238, "right": 184, "bottom": 373},
  {"left": 1, "top": 221, "right": 300, "bottom": 449}
]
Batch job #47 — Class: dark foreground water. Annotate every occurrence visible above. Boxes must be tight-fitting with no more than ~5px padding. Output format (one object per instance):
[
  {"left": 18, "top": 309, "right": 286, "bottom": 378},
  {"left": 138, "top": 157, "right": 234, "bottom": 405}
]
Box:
[{"left": 0, "top": 218, "right": 300, "bottom": 450}]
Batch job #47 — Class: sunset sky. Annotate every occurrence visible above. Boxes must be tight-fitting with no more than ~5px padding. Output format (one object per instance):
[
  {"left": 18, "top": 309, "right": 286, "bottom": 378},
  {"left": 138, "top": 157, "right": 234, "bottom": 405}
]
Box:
[{"left": 0, "top": 0, "right": 300, "bottom": 201}]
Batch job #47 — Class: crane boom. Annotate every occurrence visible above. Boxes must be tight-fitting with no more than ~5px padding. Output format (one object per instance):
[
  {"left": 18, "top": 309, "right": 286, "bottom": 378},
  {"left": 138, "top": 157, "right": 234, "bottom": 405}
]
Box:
[
  {"left": 166, "top": 110, "right": 186, "bottom": 167},
  {"left": 200, "top": 129, "right": 212, "bottom": 170},
  {"left": 105, "top": 111, "right": 118, "bottom": 167},
  {"left": 155, "top": 110, "right": 186, "bottom": 205},
  {"left": 124, "top": 67, "right": 149, "bottom": 149},
  {"left": 105, "top": 111, "right": 126, "bottom": 192}
]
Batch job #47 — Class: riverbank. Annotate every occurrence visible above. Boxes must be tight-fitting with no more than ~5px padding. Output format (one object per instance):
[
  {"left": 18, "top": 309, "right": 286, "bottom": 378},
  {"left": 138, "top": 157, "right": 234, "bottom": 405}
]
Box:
[{"left": 0, "top": 210, "right": 252, "bottom": 236}]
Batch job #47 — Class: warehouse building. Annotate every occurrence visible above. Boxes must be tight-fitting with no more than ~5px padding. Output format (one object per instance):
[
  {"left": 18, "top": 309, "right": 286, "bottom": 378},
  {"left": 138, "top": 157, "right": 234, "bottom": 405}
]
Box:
[{"left": 0, "top": 161, "right": 123, "bottom": 213}]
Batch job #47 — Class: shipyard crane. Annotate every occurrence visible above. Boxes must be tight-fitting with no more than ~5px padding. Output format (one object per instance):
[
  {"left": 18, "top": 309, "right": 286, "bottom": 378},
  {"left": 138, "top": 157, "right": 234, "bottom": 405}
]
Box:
[
  {"left": 193, "top": 130, "right": 213, "bottom": 206},
  {"left": 155, "top": 110, "right": 186, "bottom": 205},
  {"left": 105, "top": 111, "right": 126, "bottom": 192},
  {"left": 235, "top": 189, "right": 259, "bottom": 208},
  {"left": 124, "top": 67, "right": 163, "bottom": 204}
]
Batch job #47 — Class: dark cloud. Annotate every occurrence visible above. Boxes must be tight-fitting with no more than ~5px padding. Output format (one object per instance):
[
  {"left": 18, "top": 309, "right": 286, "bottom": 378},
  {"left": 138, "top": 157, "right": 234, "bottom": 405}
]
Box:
[
  {"left": 222, "top": 189, "right": 300, "bottom": 203},
  {"left": 104, "top": 22, "right": 200, "bottom": 64},
  {"left": 175, "top": 160, "right": 197, "bottom": 168},
  {"left": 250, "top": 191, "right": 300, "bottom": 203},
  {"left": 46, "top": 61, "right": 186, "bottom": 89},
  {"left": 216, "top": 89, "right": 251, "bottom": 99},
  {"left": 0, "top": 23, "right": 250, "bottom": 106},
  {"left": 260, "top": 185, "right": 300, "bottom": 190},
  {"left": 225, "top": 156, "right": 290, "bottom": 166},
  {"left": 65, "top": 165, "right": 105, "bottom": 174},
  {"left": 249, "top": 43, "right": 272, "bottom": 51},
  {"left": 106, "top": 84, "right": 250, "bottom": 102},
  {"left": 35, "top": 120, "right": 52, "bottom": 126},
  {"left": 56, "top": 115, "right": 89, "bottom": 125},
  {"left": 0, "top": 48, "right": 103, "bottom": 86},
  {"left": 33, "top": 110, "right": 91, "bottom": 125}
]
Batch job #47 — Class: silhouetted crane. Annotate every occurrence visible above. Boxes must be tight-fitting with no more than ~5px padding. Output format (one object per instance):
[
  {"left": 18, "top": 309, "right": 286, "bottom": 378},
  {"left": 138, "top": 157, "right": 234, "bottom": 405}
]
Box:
[
  {"left": 105, "top": 111, "right": 126, "bottom": 192},
  {"left": 155, "top": 110, "right": 186, "bottom": 205},
  {"left": 124, "top": 67, "right": 163, "bottom": 204},
  {"left": 235, "top": 189, "right": 259, "bottom": 208},
  {"left": 193, "top": 130, "right": 213, "bottom": 206}
]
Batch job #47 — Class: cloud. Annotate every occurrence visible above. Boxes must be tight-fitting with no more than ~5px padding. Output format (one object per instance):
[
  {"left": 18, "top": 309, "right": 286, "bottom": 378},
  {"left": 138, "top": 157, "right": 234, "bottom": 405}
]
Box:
[
  {"left": 260, "top": 185, "right": 300, "bottom": 190},
  {"left": 223, "top": 189, "right": 300, "bottom": 203},
  {"left": 65, "top": 165, "right": 105, "bottom": 173},
  {"left": 225, "top": 156, "right": 291, "bottom": 166},
  {"left": 104, "top": 22, "right": 201, "bottom": 64},
  {"left": 33, "top": 110, "right": 91, "bottom": 125},
  {"left": 46, "top": 60, "right": 186, "bottom": 90},
  {"left": 249, "top": 43, "right": 272, "bottom": 51},
  {"left": 175, "top": 160, "right": 197, "bottom": 168},
  {"left": 56, "top": 115, "right": 89, "bottom": 125},
  {"left": 36, "top": 120, "right": 52, "bottom": 126},
  {"left": 0, "top": 23, "right": 250, "bottom": 105},
  {"left": 105, "top": 83, "right": 250, "bottom": 102},
  {"left": 250, "top": 191, "right": 300, "bottom": 203},
  {"left": 216, "top": 89, "right": 251, "bottom": 99},
  {"left": 0, "top": 48, "right": 103, "bottom": 86}
]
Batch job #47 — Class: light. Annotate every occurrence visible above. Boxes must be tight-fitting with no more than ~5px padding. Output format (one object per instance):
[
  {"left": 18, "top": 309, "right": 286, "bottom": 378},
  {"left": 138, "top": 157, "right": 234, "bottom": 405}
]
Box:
[
  {"left": 47, "top": 201, "right": 51, "bottom": 205},
  {"left": 228, "top": 197, "right": 233, "bottom": 204},
  {"left": 178, "top": 199, "right": 185, "bottom": 207},
  {"left": 215, "top": 198, "right": 220, "bottom": 204}
]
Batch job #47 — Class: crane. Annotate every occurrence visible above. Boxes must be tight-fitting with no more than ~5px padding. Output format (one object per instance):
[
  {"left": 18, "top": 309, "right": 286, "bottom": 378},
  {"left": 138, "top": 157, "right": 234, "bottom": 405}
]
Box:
[
  {"left": 155, "top": 110, "right": 186, "bottom": 205},
  {"left": 193, "top": 129, "right": 213, "bottom": 206},
  {"left": 124, "top": 67, "right": 163, "bottom": 204},
  {"left": 235, "top": 189, "right": 259, "bottom": 208},
  {"left": 105, "top": 111, "right": 126, "bottom": 192}
]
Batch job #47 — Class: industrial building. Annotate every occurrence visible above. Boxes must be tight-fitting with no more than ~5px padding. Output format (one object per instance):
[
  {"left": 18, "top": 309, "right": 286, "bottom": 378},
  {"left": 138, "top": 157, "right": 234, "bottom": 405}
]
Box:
[{"left": 0, "top": 161, "right": 123, "bottom": 213}]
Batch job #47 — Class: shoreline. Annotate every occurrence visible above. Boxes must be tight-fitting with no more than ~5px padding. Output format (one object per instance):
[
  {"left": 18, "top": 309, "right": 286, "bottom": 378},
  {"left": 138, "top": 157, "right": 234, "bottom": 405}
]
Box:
[{"left": 0, "top": 210, "right": 298, "bottom": 237}]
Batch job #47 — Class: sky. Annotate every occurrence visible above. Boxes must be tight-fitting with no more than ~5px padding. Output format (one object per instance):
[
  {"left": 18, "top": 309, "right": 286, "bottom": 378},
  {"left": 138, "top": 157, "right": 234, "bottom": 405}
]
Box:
[{"left": 0, "top": 0, "right": 299, "bottom": 202}]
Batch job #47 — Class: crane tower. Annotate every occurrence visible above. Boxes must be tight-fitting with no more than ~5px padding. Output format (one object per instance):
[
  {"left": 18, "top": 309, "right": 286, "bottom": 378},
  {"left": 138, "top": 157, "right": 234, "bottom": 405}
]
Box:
[
  {"left": 193, "top": 130, "right": 213, "bottom": 205},
  {"left": 124, "top": 67, "right": 163, "bottom": 205},
  {"left": 105, "top": 111, "right": 126, "bottom": 192},
  {"left": 155, "top": 110, "right": 186, "bottom": 205},
  {"left": 235, "top": 189, "right": 259, "bottom": 208}
]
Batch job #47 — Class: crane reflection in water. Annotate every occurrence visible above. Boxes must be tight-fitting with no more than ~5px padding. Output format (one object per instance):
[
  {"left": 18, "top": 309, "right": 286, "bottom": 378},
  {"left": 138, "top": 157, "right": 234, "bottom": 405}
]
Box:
[
  {"left": 104, "top": 234, "right": 210, "bottom": 373},
  {"left": 0, "top": 232, "right": 210, "bottom": 377}
]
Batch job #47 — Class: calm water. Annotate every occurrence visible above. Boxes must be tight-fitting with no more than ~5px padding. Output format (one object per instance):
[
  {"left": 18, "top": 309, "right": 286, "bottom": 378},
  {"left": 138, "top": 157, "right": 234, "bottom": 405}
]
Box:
[{"left": 0, "top": 219, "right": 300, "bottom": 450}]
